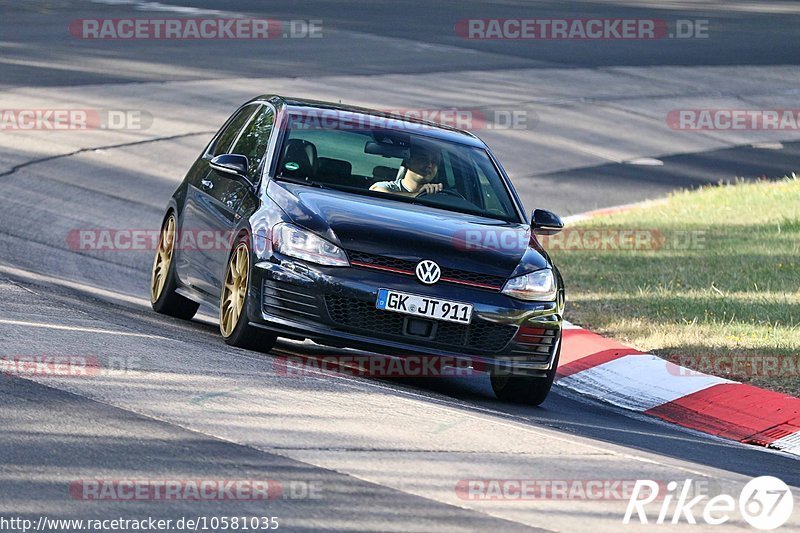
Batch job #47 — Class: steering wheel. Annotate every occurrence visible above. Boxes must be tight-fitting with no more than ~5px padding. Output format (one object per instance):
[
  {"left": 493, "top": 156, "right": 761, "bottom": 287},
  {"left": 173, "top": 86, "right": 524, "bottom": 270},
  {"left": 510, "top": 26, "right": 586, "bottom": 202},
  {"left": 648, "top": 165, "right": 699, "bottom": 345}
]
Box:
[{"left": 416, "top": 188, "right": 469, "bottom": 201}]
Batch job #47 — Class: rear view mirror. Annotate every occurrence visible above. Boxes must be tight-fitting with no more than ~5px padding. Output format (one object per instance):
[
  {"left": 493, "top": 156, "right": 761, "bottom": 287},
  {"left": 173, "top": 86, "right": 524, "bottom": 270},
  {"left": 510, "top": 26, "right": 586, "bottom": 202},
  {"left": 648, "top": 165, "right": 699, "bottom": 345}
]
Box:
[
  {"left": 365, "top": 141, "right": 410, "bottom": 159},
  {"left": 531, "top": 208, "right": 564, "bottom": 235}
]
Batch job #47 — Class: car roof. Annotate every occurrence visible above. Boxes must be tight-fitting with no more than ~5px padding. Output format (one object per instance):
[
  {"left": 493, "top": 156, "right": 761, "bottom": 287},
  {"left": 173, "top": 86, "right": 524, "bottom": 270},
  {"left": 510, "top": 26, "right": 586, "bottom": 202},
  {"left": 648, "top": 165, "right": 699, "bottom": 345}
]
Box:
[{"left": 250, "top": 95, "right": 488, "bottom": 148}]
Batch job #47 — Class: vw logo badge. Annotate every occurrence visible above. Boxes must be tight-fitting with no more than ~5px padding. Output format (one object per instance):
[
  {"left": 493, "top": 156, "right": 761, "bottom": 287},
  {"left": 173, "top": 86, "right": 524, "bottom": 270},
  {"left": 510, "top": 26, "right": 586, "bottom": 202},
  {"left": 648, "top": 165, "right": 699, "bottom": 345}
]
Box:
[{"left": 416, "top": 260, "right": 441, "bottom": 285}]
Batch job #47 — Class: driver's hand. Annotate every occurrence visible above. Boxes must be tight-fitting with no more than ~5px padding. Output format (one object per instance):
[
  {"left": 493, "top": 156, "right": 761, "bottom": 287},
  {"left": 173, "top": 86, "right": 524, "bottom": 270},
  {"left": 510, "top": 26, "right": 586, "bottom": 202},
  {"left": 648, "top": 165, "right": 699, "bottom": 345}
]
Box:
[{"left": 418, "top": 183, "right": 443, "bottom": 195}]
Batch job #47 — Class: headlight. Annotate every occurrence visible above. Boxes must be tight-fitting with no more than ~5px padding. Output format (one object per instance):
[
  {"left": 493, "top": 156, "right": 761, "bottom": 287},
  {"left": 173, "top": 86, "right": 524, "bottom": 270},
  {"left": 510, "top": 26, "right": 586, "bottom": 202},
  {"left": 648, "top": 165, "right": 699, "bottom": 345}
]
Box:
[
  {"left": 501, "top": 268, "right": 557, "bottom": 301},
  {"left": 272, "top": 223, "right": 349, "bottom": 266}
]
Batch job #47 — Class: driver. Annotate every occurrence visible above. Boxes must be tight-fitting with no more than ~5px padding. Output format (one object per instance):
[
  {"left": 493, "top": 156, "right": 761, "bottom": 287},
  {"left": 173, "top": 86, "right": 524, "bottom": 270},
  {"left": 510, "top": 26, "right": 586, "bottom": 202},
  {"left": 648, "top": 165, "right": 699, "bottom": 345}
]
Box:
[{"left": 369, "top": 143, "right": 443, "bottom": 197}]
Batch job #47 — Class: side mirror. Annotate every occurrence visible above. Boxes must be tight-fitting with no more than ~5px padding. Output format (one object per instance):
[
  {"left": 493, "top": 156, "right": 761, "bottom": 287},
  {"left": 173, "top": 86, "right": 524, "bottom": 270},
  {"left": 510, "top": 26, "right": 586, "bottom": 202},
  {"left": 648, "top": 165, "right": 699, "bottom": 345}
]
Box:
[
  {"left": 210, "top": 154, "right": 250, "bottom": 182},
  {"left": 531, "top": 208, "right": 564, "bottom": 235}
]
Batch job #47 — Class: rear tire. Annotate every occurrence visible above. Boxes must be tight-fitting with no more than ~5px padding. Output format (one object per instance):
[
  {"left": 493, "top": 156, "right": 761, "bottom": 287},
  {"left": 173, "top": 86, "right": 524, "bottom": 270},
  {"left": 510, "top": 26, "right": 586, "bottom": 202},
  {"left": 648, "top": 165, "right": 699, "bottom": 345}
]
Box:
[
  {"left": 150, "top": 212, "right": 199, "bottom": 320},
  {"left": 220, "top": 237, "right": 277, "bottom": 353},
  {"left": 490, "top": 341, "right": 561, "bottom": 406}
]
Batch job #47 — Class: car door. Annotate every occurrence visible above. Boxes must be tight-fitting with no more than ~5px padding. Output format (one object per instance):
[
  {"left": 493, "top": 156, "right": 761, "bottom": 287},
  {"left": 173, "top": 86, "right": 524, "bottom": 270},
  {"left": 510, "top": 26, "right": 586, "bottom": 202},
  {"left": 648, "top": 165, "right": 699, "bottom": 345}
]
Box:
[
  {"left": 179, "top": 104, "right": 264, "bottom": 296},
  {"left": 206, "top": 104, "right": 276, "bottom": 295}
]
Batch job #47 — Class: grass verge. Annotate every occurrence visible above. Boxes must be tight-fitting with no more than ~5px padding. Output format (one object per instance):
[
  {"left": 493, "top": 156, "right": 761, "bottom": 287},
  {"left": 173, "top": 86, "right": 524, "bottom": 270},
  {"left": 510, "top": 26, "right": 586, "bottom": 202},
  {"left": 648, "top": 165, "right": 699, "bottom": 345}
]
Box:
[{"left": 552, "top": 176, "right": 800, "bottom": 395}]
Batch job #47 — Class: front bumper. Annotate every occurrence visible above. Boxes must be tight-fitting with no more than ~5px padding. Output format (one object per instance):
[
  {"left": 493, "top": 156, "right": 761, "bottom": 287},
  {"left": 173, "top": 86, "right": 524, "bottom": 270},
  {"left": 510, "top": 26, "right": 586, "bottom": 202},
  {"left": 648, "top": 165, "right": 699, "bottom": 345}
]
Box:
[{"left": 248, "top": 257, "right": 562, "bottom": 377}]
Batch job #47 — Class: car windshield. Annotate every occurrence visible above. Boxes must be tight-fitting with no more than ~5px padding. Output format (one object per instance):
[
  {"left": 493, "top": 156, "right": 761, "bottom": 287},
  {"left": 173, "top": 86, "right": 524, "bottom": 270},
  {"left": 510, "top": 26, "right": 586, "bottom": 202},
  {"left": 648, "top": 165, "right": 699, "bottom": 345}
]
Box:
[{"left": 274, "top": 112, "right": 520, "bottom": 222}]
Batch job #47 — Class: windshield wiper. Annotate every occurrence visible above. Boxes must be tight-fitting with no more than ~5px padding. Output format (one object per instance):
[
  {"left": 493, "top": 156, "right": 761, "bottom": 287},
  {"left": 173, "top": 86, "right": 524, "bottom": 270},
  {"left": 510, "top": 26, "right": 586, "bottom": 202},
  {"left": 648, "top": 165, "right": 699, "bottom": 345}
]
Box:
[{"left": 412, "top": 195, "right": 513, "bottom": 221}]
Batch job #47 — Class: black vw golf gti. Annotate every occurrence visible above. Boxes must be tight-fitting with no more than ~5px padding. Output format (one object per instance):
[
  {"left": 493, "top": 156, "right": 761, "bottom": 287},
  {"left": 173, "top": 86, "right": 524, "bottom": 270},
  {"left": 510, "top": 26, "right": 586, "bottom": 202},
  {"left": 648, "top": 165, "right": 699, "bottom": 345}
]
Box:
[{"left": 150, "top": 96, "right": 565, "bottom": 405}]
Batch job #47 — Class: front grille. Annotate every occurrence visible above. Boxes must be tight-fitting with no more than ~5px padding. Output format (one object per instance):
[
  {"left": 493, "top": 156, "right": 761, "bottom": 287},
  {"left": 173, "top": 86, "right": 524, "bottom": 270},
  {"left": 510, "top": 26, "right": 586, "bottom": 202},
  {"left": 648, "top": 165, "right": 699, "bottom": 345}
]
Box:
[
  {"left": 347, "top": 250, "right": 507, "bottom": 290},
  {"left": 348, "top": 250, "right": 410, "bottom": 272},
  {"left": 324, "top": 294, "right": 517, "bottom": 353},
  {"left": 262, "top": 280, "right": 323, "bottom": 322}
]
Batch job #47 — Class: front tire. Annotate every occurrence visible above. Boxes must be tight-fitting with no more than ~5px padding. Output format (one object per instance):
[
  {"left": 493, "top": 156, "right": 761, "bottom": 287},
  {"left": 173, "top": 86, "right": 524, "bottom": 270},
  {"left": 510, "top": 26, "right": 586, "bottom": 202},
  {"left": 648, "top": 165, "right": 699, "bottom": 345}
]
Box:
[
  {"left": 219, "top": 237, "right": 277, "bottom": 352},
  {"left": 150, "top": 212, "right": 199, "bottom": 320},
  {"left": 490, "top": 342, "right": 561, "bottom": 406}
]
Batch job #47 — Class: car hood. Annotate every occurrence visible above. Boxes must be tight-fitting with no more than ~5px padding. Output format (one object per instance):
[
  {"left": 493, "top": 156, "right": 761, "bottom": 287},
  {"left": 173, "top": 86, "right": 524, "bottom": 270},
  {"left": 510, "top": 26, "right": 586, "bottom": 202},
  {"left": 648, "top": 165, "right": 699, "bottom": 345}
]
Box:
[{"left": 268, "top": 181, "right": 549, "bottom": 278}]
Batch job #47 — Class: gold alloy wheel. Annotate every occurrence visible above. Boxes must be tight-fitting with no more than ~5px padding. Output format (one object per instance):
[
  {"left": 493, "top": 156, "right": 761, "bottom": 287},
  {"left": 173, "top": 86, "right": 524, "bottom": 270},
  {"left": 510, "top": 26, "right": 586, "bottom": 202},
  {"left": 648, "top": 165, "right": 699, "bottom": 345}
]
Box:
[
  {"left": 220, "top": 242, "right": 249, "bottom": 338},
  {"left": 150, "top": 214, "right": 176, "bottom": 303}
]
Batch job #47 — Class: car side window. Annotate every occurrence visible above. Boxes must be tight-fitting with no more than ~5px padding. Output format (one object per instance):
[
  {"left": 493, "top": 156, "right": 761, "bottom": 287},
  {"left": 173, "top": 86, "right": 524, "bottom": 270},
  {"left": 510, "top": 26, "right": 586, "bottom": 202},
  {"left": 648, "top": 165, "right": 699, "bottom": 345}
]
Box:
[
  {"left": 230, "top": 105, "right": 275, "bottom": 180},
  {"left": 209, "top": 104, "right": 259, "bottom": 157}
]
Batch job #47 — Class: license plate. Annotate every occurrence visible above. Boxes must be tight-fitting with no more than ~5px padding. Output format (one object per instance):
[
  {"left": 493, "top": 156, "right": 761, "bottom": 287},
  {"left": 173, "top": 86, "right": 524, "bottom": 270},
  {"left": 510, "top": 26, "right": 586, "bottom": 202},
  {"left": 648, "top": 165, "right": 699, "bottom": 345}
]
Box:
[{"left": 376, "top": 289, "right": 473, "bottom": 324}]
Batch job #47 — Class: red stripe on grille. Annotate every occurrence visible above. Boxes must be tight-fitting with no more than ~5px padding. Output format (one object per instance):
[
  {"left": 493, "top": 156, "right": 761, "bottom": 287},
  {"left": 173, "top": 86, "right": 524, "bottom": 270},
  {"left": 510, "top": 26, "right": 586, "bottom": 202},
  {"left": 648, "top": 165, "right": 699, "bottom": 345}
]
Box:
[
  {"left": 350, "top": 261, "right": 415, "bottom": 276},
  {"left": 440, "top": 277, "right": 501, "bottom": 290},
  {"left": 351, "top": 262, "right": 501, "bottom": 290}
]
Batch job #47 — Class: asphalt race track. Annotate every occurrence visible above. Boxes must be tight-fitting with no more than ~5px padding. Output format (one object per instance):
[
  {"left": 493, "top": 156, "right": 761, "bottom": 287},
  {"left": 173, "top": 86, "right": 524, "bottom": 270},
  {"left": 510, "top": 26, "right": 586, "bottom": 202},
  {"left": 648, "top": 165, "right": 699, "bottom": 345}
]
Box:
[{"left": 1, "top": 1, "right": 799, "bottom": 531}]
